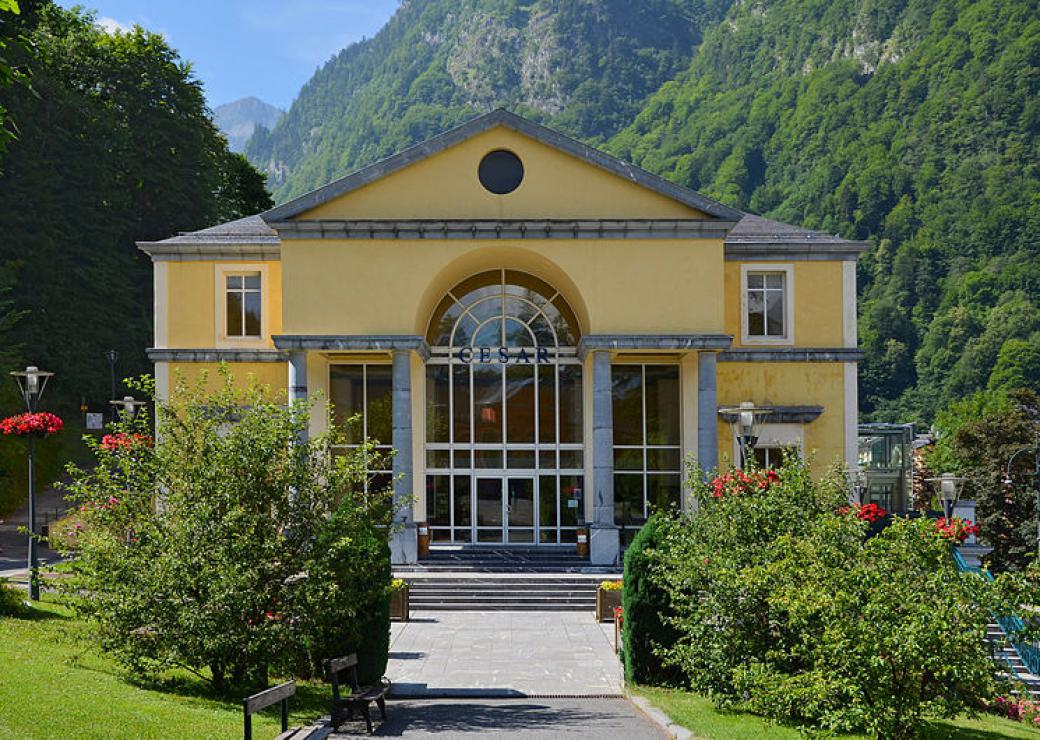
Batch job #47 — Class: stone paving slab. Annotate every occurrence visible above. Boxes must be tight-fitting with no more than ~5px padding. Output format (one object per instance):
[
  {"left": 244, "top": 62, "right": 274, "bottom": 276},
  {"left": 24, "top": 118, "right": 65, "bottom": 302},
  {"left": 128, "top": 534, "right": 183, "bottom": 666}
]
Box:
[
  {"left": 327, "top": 698, "right": 666, "bottom": 738},
  {"left": 387, "top": 611, "right": 622, "bottom": 698}
]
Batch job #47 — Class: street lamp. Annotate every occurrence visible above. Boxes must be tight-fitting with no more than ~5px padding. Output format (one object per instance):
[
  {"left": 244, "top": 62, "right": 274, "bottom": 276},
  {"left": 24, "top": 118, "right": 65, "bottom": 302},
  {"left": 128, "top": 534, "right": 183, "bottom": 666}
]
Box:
[
  {"left": 1003, "top": 432, "right": 1040, "bottom": 556},
  {"left": 105, "top": 350, "right": 119, "bottom": 421},
  {"left": 10, "top": 365, "right": 54, "bottom": 601},
  {"left": 925, "top": 472, "right": 965, "bottom": 520},
  {"left": 848, "top": 466, "right": 868, "bottom": 506},
  {"left": 109, "top": 395, "right": 146, "bottom": 420},
  {"left": 718, "top": 401, "right": 772, "bottom": 468}
]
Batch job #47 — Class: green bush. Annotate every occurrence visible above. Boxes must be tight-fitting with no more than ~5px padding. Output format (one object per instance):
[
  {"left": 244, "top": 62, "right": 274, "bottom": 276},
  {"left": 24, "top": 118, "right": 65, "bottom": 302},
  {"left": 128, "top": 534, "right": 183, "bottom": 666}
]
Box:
[
  {"left": 0, "top": 577, "right": 26, "bottom": 616},
  {"left": 651, "top": 458, "right": 1006, "bottom": 738},
  {"left": 622, "top": 513, "right": 681, "bottom": 686},
  {"left": 61, "top": 370, "right": 397, "bottom": 690}
]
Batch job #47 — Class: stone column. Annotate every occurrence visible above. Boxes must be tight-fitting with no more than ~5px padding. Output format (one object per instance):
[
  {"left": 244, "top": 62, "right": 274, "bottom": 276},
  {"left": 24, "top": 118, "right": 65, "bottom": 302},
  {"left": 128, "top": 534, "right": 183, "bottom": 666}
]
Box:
[
  {"left": 697, "top": 351, "right": 719, "bottom": 472},
  {"left": 390, "top": 350, "right": 417, "bottom": 565},
  {"left": 288, "top": 351, "right": 308, "bottom": 442},
  {"left": 590, "top": 350, "right": 619, "bottom": 565}
]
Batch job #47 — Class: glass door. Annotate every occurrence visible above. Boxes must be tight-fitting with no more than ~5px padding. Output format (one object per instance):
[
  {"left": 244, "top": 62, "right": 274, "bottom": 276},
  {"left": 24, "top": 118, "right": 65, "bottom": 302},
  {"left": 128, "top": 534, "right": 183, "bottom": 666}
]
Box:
[
  {"left": 475, "top": 477, "right": 504, "bottom": 543},
  {"left": 506, "top": 477, "right": 535, "bottom": 543}
]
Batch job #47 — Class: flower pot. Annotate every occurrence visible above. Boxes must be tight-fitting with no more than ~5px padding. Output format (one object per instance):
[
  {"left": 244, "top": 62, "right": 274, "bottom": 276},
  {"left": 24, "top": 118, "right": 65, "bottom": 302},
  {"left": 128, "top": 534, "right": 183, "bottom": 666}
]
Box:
[
  {"left": 390, "top": 586, "right": 409, "bottom": 622},
  {"left": 596, "top": 586, "right": 622, "bottom": 622}
]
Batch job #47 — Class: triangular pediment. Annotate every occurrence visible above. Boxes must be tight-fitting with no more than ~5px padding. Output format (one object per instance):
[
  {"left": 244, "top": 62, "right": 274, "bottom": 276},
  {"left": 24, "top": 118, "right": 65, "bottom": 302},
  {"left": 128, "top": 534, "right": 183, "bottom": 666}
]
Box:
[{"left": 262, "top": 110, "right": 742, "bottom": 223}]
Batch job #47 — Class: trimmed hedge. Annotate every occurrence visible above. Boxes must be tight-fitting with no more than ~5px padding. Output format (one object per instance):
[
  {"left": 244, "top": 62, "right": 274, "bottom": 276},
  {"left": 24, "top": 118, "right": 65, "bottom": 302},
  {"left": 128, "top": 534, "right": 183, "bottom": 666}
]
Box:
[{"left": 622, "top": 513, "right": 682, "bottom": 686}]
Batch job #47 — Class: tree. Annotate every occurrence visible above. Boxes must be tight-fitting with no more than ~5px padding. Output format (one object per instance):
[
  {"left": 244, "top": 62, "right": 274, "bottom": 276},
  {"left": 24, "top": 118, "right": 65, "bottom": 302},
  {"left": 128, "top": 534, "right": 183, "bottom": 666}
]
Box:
[
  {"left": 0, "top": 0, "right": 28, "bottom": 160},
  {"left": 930, "top": 389, "right": 1039, "bottom": 573},
  {"left": 0, "top": 3, "right": 273, "bottom": 409},
  {"left": 61, "top": 370, "right": 396, "bottom": 690}
]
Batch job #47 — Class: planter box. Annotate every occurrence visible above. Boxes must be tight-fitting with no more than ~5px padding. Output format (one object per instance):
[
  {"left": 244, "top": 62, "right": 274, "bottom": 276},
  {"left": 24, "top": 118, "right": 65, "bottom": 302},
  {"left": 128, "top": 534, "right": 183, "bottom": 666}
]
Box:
[
  {"left": 596, "top": 587, "right": 622, "bottom": 622},
  {"left": 390, "top": 586, "right": 409, "bottom": 622}
]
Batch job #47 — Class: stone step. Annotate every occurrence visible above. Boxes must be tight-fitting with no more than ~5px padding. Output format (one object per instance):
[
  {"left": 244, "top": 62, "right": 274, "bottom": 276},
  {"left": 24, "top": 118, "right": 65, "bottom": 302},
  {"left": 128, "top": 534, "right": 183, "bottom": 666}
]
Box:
[{"left": 406, "top": 602, "right": 594, "bottom": 611}]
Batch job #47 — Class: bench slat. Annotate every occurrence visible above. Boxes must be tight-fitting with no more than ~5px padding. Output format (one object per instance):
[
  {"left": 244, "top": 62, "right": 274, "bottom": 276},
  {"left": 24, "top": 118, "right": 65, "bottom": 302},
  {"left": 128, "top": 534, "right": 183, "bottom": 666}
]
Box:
[
  {"left": 243, "top": 681, "right": 296, "bottom": 714},
  {"left": 328, "top": 653, "right": 358, "bottom": 673}
]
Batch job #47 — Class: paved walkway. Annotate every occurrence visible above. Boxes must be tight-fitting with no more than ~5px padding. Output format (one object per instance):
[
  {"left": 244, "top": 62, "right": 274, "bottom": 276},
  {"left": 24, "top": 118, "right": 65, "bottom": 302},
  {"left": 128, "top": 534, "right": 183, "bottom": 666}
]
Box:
[
  {"left": 327, "top": 698, "right": 665, "bottom": 738},
  {"left": 387, "top": 611, "right": 622, "bottom": 697},
  {"left": 0, "top": 484, "right": 66, "bottom": 579}
]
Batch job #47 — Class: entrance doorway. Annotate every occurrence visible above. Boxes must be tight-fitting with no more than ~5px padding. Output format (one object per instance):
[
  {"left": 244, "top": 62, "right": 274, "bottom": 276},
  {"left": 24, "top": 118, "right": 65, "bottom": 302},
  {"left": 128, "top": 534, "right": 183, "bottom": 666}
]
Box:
[
  {"left": 475, "top": 476, "right": 535, "bottom": 543},
  {"left": 424, "top": 269, "right": 586, "bottom": 546}
]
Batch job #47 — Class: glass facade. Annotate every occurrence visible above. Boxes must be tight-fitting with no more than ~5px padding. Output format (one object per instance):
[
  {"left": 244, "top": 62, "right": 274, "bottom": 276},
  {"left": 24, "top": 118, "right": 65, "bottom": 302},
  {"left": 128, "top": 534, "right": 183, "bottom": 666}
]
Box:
[
  {"left": 329, "top": 364, "right": 393, "bottom": 493},
  {"left": 424, "top": 270, "right": 584, "bottom": 544},
  {"left": 612, "top": 364, "right": 682, "bottom": 541}
]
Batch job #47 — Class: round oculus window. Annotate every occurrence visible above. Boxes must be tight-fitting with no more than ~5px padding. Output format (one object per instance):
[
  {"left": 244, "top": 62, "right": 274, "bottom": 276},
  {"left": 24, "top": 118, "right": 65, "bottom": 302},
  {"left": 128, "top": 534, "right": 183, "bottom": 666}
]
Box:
[{"left": 478, "top": 150, "right": 524, "bottom": 195}]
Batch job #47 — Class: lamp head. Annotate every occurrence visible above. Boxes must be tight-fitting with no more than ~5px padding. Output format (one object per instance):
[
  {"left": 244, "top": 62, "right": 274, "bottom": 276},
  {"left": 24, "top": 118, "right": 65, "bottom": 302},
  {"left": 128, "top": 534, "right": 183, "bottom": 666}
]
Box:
[
  {"left": 10, "top": 366, "right": 54, "bottom": 410},
  {"left": 110, "top": 395, "right": 146, "bottom": 419}
]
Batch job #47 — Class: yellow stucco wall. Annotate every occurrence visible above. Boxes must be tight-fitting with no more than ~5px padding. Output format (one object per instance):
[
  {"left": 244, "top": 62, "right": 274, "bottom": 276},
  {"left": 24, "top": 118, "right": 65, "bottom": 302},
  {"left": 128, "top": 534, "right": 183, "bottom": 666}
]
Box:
[
  {"left": 716, "top": 361, "right": 848, "bottom": 472},
  {"left": 723, "top": 261, "right": 845, "bottom": 347},
  {"left": 165, "top": 362, "right": 288, "bottom": 395},
  {"left": 166, "top": 261, "right": 283, "bottom": 347},
  {"left": 300, "top": 127, "right": 708, "bottom": 221},
  {"left": 282, "top": 240, "right": 725, "bottom": 337}
]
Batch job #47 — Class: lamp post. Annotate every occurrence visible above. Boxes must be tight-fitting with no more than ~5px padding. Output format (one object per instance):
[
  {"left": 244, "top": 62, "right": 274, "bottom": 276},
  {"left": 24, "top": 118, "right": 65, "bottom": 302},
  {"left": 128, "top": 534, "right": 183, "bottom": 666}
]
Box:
[
  {"left": 105, "top": 350, "right": 119, "bottom": 421},
  {"left": 925, "top": 472, "right": 965, "bottom": 520},
  {"left": 10, "top": 365, "right": 54, "bottom": 601},
  {"left": 109, "top": 395, "right": 146, "bottom": 421},
  {"left": 718, "top": 401, "right": 772, "bottom": 468},
  {"left": 849, "top": 466, "right": 867, "bottom": 506},
  {"left": 1003, "top": 432, "right": 1040, "bottom": 556}
]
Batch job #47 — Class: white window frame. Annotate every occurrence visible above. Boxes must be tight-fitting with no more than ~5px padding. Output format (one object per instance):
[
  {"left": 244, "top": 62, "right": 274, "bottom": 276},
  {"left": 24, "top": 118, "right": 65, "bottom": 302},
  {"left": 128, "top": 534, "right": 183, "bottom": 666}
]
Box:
[
  {"left": 215, "top": 264, "right": 268, "bottom": 348},
  {"left": 740, "top": 263, "right": 794, "bottom": 345}
]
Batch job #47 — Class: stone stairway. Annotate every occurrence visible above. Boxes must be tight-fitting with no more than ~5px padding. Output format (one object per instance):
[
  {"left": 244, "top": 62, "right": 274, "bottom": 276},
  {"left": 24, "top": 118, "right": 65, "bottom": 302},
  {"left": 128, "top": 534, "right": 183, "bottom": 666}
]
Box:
[
  {"left": 396, "top": 546, "right": 621, "bottom": 611},
  {"left": 987, "top": 621, "right": 1040, "bottom": 697}
]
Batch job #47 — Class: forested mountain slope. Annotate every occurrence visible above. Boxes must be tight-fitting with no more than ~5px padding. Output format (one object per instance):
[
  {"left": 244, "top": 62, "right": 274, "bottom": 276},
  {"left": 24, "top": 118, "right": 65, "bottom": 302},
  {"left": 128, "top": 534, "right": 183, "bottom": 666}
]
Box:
[
  {"left": 245, "top": 0, "right": 733, "bottom": 201},
  {"left": 247, "top": 0, "right": 1039, "bottom": 423},
  {"left": 610, "top": 0, "right": 1040, "bottom": 421}
]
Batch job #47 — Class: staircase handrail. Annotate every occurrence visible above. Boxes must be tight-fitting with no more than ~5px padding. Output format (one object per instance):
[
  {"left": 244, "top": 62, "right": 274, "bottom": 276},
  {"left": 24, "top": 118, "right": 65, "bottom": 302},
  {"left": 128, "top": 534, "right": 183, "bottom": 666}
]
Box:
[{"left": 952, "top": 547, "right": 1040, "bottom": 677}]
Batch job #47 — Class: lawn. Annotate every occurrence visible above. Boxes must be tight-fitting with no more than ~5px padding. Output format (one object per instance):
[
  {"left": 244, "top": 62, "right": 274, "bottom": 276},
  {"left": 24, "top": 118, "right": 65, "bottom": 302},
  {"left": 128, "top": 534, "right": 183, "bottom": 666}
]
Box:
[
  {"left": 635, "top": 686, "right": 1040, "bottom": 739},
  {"left": 0, "top": 599, "right": 327, "bottom": 739}
]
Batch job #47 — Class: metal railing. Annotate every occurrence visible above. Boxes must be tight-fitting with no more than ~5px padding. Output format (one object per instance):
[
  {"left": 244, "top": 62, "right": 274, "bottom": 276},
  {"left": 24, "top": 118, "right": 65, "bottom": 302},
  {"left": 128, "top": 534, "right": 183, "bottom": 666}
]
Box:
[{"left": 952, "top": 548, "right": 1040, "bottom": 677}]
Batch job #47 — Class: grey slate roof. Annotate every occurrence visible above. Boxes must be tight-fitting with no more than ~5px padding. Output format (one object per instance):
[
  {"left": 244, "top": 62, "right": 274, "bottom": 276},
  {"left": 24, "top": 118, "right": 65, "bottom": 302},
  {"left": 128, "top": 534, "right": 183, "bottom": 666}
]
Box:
[{"left": 727, "top": 213, "right": 863, "bottom": 245}]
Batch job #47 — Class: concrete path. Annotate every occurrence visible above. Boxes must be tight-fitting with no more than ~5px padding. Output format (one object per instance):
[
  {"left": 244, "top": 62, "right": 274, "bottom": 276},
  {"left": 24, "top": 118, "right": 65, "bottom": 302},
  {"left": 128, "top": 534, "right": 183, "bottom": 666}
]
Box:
[
  {"left": 387, "top": 611, "right": 623, "bottom": 698},
  {"left": 0, "top": 484, "right": 66, "bottom": 578},
  {"left": 327, "top": 698, "right": 665, "bottom": 738}
]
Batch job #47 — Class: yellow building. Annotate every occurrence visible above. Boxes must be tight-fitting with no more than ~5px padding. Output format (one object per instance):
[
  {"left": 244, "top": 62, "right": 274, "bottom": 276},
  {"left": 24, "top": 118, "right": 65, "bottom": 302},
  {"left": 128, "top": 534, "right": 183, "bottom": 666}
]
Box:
[{"left": 139, "top": 110, "right": 866, "bottom": 565}]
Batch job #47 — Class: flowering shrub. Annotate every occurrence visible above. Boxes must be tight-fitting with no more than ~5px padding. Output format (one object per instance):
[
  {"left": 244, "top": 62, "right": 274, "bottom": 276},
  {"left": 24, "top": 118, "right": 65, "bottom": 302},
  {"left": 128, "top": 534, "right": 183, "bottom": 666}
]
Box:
[
  {"left": 600, "top": 579, "right": 623, "bottom": 591},
  {"left": 935, "top": 516, "right": 980, "bottom": 544},
  {"left": 0, "top": 411, "right": 63, "bottom": 436},
  {"left": 709, "top": 468, "right": 781, "bottom": 498},
  {"left": 100, "top": 432, "right": 154, "bottom": 451},
  {"left": 991, "top": 695, "right": 1040, "bottom": 726},
  {"left": 855, "top": 503, "right": 888, "bottom": 523},
  {"left": 390, "top": 578, "right": 408, "bottom": 591}
]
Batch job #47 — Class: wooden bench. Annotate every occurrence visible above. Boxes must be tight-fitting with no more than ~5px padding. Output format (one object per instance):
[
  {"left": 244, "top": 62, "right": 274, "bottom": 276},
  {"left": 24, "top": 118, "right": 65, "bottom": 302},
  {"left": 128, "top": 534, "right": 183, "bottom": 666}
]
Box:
[
  {"left": 243, "top": 680, "right": 299, "bottom": 740},
  {"left": 327, "top": 653, "right": 391, "bottom": 734}
]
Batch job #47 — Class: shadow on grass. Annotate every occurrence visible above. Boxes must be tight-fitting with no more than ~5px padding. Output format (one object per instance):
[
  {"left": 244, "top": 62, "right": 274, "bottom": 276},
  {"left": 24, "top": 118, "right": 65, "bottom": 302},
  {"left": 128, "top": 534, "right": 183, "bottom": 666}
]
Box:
[
  {"left": 920, "top": 720, "right": 1032, "bottom": 740},
  {"left": 132, "top": 671, "right": 331, "bottom": 718}
]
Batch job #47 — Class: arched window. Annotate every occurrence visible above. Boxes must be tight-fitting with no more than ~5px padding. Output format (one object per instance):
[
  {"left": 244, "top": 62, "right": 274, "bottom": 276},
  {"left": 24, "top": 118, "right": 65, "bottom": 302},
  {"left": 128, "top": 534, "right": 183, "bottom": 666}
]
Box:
[
  {"left": 426, "top": 269, "right": 580, "bottom": 349},
  {"left": 424, "top": 270, "right": 584, "bottom": 546}
]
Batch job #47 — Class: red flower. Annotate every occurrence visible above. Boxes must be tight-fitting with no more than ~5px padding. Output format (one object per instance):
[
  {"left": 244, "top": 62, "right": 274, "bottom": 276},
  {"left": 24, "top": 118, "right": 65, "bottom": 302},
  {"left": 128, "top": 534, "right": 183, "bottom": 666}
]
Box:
[
  {"left": 101, "top": 432, "right": 154, "bottom": 451},
  {"left": 935, "top": 516, "right": 979, "bottom": 544},
  {"left": 708, "top": 468, "right": 781, "bottom": 499},
  {"left": 0, "top": 412, "right": 63, "bottom": 436},
  {"left": 855, "top": 503, "right": 888, "bottom": 523}
]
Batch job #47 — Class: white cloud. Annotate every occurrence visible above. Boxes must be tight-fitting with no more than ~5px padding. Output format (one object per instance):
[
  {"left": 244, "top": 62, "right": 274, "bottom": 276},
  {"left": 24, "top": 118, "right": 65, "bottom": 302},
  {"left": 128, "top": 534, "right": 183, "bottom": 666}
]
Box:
[{"left": 97, "top": 16, "right": 132, "bottom": 34}]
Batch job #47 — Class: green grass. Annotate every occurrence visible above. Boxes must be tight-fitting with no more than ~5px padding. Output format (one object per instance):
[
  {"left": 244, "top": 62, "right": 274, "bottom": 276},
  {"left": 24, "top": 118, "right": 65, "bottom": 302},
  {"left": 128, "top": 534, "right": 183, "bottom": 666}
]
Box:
[
  {"left": 635, "top": 686, "right": 1040, "bottom": 740},
  {"left": 0, "top": 599, "right": 327, "bottom": 739}
]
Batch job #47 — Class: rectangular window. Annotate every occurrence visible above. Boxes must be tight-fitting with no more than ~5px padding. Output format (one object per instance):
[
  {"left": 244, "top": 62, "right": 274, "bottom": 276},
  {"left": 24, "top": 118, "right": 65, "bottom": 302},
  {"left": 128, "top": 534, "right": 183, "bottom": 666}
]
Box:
[
  {"left": 225, "top": 272, "right": 262, "bottom": 337},
  {"left": 612, "top": 364, "right": 682, "bottom": 540},
  {"left": 329, "top": 364, "right": 393, "bottom": 493},
  {"left": 743, "top": 266, "right": 792, "bottom": 342}
]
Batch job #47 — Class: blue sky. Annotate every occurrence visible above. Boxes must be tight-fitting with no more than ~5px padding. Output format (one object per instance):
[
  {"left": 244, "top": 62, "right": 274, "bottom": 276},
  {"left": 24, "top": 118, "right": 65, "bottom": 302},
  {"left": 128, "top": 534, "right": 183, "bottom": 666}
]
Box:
[{"left": 58, "top": 1, "right": 401, "bottom": 110}]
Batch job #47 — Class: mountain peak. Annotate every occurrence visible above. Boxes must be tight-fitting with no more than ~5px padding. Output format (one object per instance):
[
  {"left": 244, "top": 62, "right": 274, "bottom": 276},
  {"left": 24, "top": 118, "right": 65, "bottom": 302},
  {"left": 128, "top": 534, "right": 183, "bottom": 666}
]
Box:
[{"left": 213, "top": 97, "right": 284, "bottom": 152}]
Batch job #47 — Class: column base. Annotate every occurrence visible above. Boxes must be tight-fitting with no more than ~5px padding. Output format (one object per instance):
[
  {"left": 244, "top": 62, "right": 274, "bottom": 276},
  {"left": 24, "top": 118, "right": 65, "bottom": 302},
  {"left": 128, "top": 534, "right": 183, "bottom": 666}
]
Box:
[
  {"left": 391, "top": 524, "right": 418, "bottom": 565},
  {"left": 589, "top": 525, "right": 620, "bottom": 566}
]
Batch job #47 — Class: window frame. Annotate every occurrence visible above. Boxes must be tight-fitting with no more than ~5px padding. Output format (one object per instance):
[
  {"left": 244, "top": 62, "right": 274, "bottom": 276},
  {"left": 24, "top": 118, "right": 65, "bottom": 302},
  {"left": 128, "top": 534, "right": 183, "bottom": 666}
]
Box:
[
  {"left": 740, "top": 263, "right": 794, "bottom": 345},
  {"left": 611, "top": 362, "right": 683, "bottom": 532},
  {"left": 215, "top": 264, "right": 268, "bottom": 347},
  {"left": 328, "top": 361, "right": 394, "bottom": 495}
]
